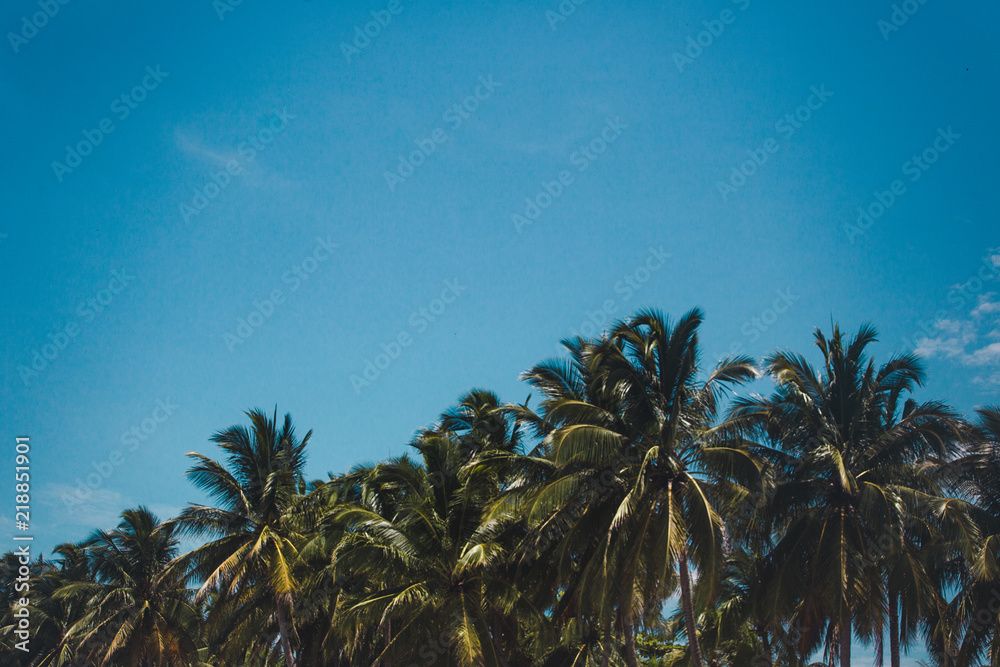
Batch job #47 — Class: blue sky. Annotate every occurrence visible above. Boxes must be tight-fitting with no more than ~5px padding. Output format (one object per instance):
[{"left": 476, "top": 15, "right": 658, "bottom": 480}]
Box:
[{"left": 1, "top": 1, "right": 998, "bottom": 663}]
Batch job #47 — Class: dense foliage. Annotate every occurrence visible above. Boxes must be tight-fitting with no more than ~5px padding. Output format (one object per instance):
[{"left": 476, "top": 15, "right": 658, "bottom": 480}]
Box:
[{"left": 4, "top": 309, "right": 1000, "bottom": 666}]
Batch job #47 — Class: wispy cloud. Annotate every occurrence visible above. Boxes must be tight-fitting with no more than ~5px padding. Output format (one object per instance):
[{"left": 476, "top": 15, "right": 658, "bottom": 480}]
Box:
[
  {"left": 43, "top": 484, "right": 129, "bottom": 532},
  {"left": 174, "top": 129, "right": 238, "bottom": 168},
  {"left": 41, "top": 486, "right": 192, "bottom": 550},
  {"left": 172, "top": 112, "right": 302, "bottom": 192},
  {"left": 916, "top": 290, "right": 1000, "bottom": 388}
]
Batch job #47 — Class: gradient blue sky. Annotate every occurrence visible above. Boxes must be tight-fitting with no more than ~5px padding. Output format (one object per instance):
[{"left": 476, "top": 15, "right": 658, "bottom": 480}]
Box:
[{"left": 2, "top": 1, "right": 999, "bottom": 663}]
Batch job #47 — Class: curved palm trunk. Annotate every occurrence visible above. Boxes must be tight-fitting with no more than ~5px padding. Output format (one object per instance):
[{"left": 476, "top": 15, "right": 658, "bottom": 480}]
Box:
[
  {"left": 275, "top": 594, "right": 296, "bottom": 667},
  {"left": 678, "top": 549, "right": 705, "bottom": 667},
  {"left": 889, "top": 588, "right": 900, "bottom": 667}
]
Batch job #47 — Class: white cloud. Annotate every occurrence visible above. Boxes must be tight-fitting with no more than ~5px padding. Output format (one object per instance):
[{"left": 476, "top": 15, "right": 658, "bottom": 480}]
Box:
[
  {"left": 915, "top": 335, "right": 964, "bottom": 359},
  {"left": 914, "top": 318, "right": 976, "bottom": 360},
  {"left": 967, "top": 342, "right": 1000, "bottom": 366},
  {"left": 915, "top": 285, "right": 1000, "bottom": 394},
  {"left": 972, "top": 292, "right": 1000, "bottom": 318},
  {"left": 935, "top": 318, "right": 967, "bottom": 334},
  {"left": 973, "top": 371, "right": 1000, "bottom": 388}
]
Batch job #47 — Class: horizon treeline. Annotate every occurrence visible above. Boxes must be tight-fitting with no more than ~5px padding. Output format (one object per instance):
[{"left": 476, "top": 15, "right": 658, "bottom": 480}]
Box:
[{"left": 4, "top": 307, "right": 1000, "bottom": 667}]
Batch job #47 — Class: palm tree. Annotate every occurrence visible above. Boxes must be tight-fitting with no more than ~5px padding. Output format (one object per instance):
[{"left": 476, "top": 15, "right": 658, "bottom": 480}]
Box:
[
  {"left": 67, "top": 507, "right": 200, "bottom": 666},
  {"left": 603, "top": 309, "right": 759, "bottom": 667},
  {"left": 871, "top": 392, "right": 972, "bottom": 667},
  {"left": 728, "top": 323, "right": 967, "bottom": 667},
  {"left": 29, "top": 543, "right": 95, "bottom": 667},
  {"left": 496, "top": 334, "right": 636, "bottom": 665},
  {"left": 174, "top": 407, "right": 309, "bottom": 667},
  {"left": 5, "top": 308, "right": 997, "bottom": 667},
  {"left": 504, "top": 309, "right": 759, "bottom": 667},
  {"left": 332, "top": 391, "right": 534, "bottom": 666},
  {"left": 947, "top": 406, "right": 1000, "bottom": 667}
]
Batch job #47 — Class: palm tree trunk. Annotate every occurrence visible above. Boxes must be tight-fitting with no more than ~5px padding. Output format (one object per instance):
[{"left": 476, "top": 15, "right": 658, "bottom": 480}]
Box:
[
  {"left": 623, "top": 613, "right": 639, "bottom": 667},
  {"left": 275, "top": 594, "right": 296, "bottom": 667},
  {"left": 678, "top": 549, "right": 705, "bottom": 667},
  {"left": 839, "top": 616, "right": 851, "bottom": 667},
  {"left": 889, "top": 588, "right": 900, "bottom": 667}
]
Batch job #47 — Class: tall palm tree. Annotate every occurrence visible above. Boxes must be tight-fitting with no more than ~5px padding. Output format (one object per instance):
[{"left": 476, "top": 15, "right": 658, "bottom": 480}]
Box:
[
  {"left": 174, "top": 407, "right": 309, "bottom": 667},
  {"left": 728, "top": 323, "right": 967, "bottom": 667},
  {"left": 603, "top": 309, "right": 759, "bottom": 667},
  {"left": 332, "top": 391, "right": 534, "bottom": 666},
  {"left": 67, "top": 507, "right": 200, "bottom": 667},
  {"left": 504, "top": 309, "right": 759, "bottom": 667}
]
